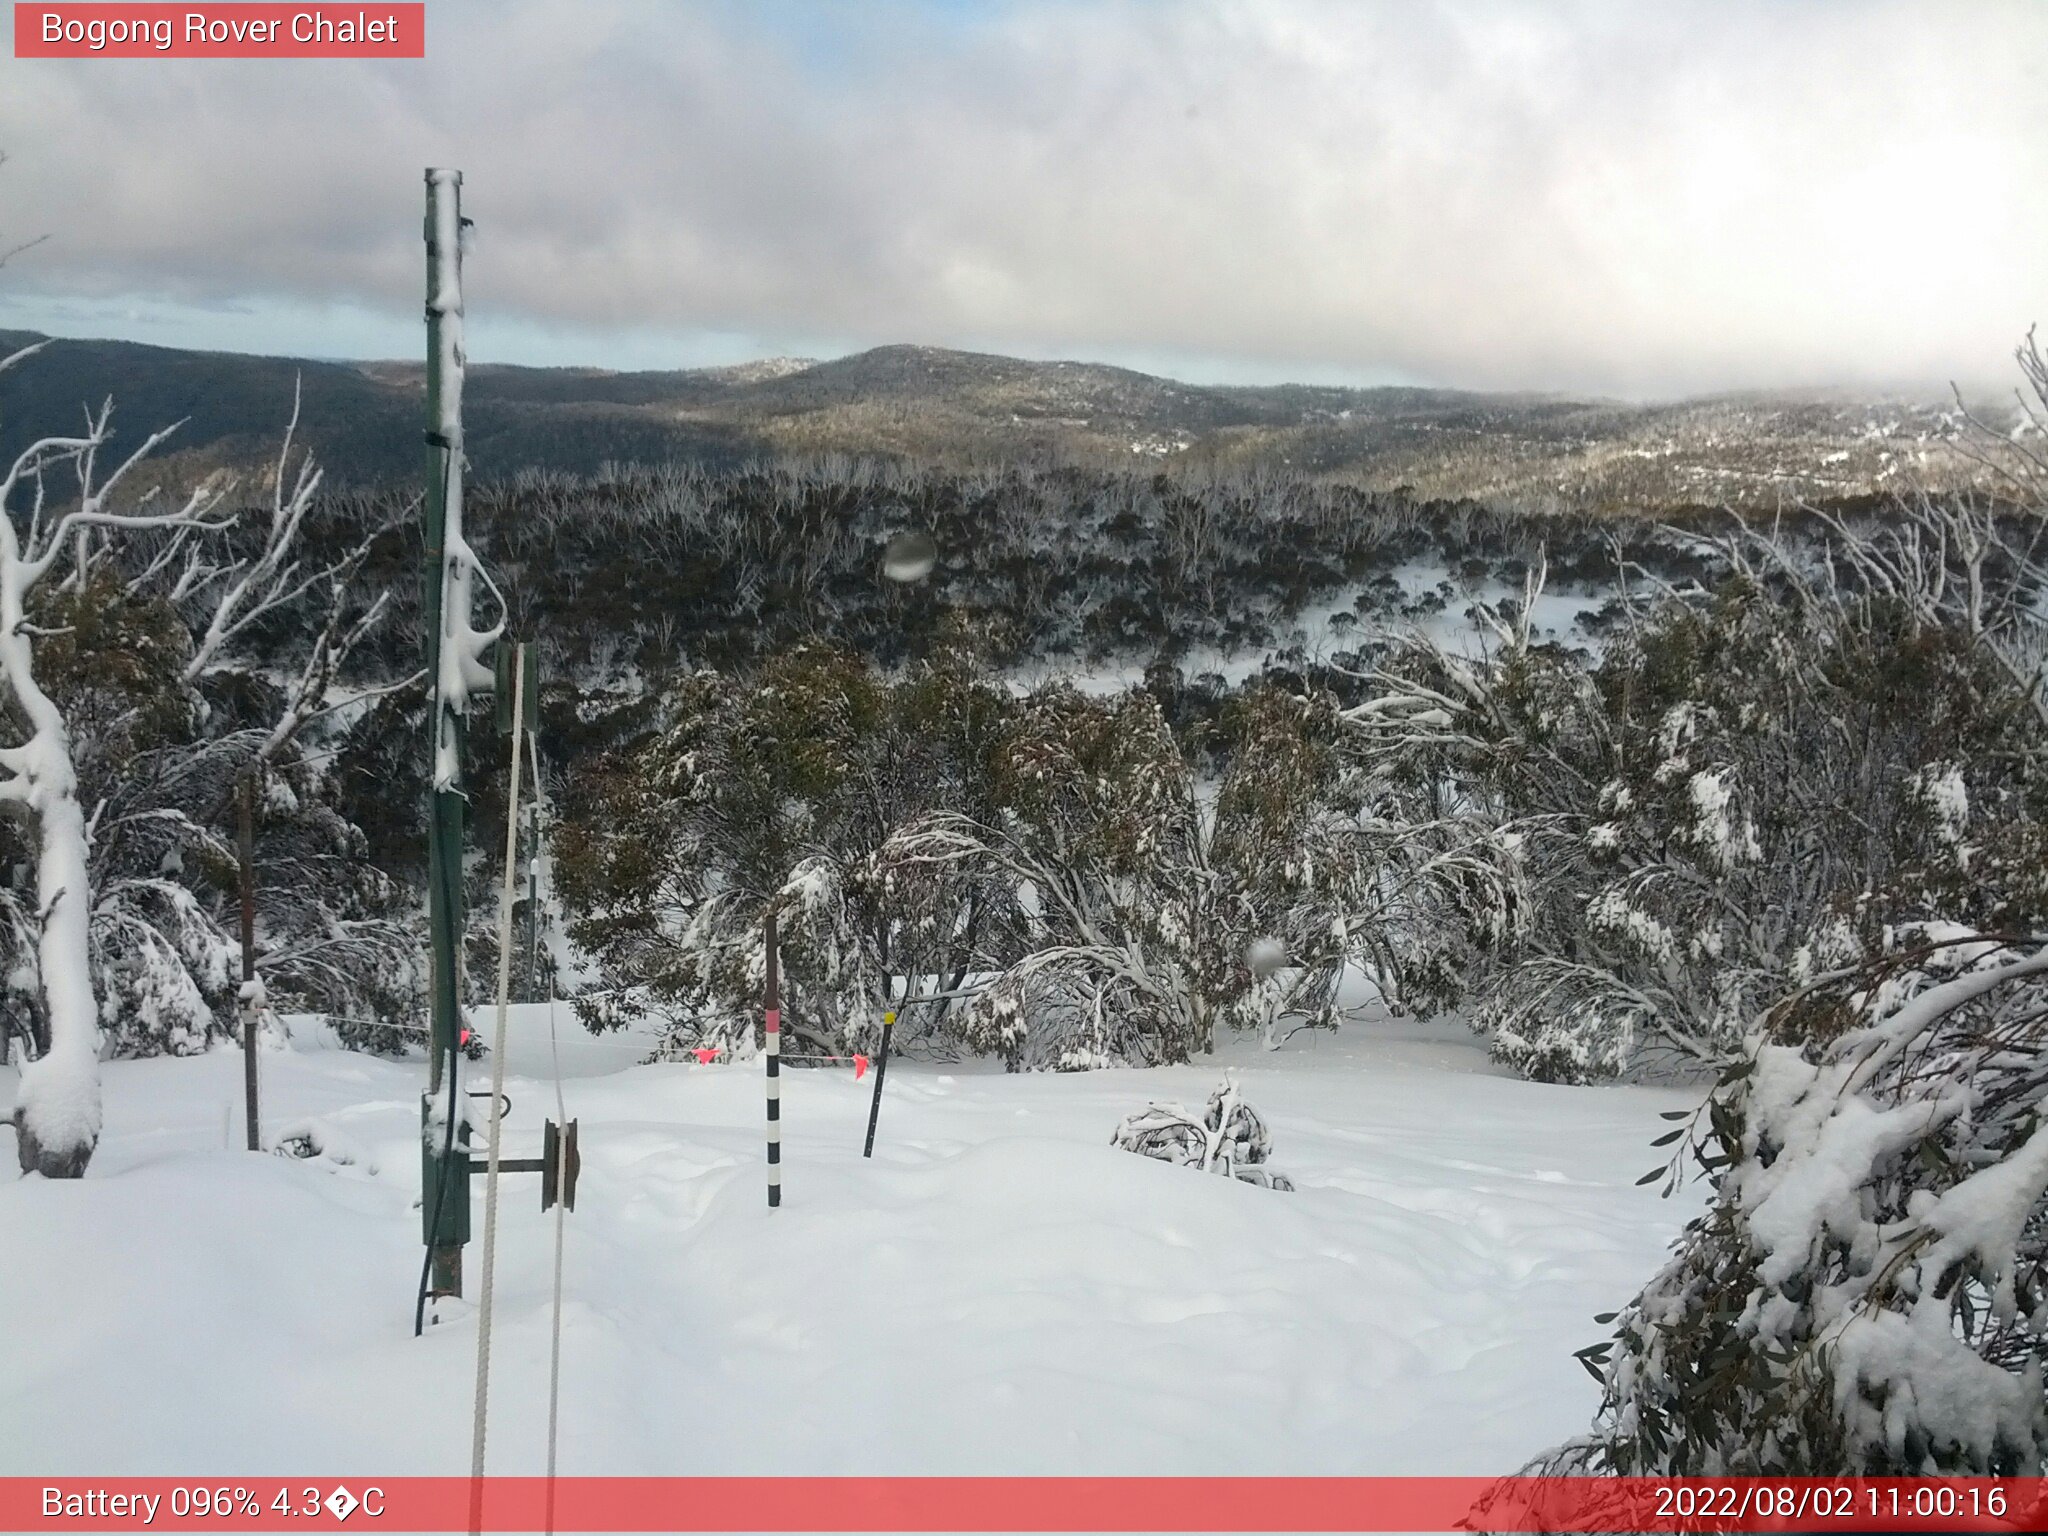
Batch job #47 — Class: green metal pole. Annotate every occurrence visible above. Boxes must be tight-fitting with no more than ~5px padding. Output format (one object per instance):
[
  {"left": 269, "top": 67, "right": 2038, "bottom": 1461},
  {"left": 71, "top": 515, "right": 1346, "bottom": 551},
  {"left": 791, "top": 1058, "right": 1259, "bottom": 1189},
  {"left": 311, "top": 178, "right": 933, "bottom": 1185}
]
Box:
[{"left": 422, "top": 166, "right": 470, "bottom": 1299}]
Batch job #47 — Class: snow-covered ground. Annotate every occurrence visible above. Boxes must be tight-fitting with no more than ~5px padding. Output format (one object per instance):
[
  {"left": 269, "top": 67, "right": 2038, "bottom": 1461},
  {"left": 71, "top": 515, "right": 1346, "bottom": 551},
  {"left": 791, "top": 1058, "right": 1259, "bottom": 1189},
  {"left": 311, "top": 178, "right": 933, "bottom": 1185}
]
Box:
[{"left": 0, "top": 1011, "right": 1697, "bottom": 1477}]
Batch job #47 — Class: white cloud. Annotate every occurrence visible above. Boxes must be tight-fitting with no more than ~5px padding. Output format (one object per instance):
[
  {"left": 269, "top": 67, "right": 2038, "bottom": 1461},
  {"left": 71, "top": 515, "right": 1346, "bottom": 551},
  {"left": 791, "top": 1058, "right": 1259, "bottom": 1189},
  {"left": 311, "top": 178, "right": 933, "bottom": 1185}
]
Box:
[{"left": 0, "top": 0, "right": 2041, "bottom": 393}]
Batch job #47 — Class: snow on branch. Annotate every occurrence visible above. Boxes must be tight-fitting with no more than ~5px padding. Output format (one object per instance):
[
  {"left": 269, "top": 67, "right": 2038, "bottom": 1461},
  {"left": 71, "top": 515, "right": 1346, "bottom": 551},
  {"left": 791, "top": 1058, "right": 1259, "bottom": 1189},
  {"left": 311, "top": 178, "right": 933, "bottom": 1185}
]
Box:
[
  {"left": 1538, "top": 938, "right": 2048, "bottom": 1475},
  {"left": 181, "top": 376, "right": 327, "bottom": 682}
]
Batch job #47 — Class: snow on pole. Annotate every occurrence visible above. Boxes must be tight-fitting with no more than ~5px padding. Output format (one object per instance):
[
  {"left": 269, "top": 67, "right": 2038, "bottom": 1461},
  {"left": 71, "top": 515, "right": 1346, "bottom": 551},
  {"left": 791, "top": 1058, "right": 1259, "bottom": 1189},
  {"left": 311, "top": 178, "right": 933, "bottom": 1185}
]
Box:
[
  {"left": 765, "top": 909, "right": 781, "bottom": 1209},
  {"left": 542, "top": 984, "right": 570, "bottom": 1536},
  {"left": 421, "top": 166, "right": 469, "bottom": 1299},
  {"left": 525, "top": 802, "right": 541, "bottom": 1003},
  {"left": 420, "top": 164, "right": 502, "bottom": 1300}
]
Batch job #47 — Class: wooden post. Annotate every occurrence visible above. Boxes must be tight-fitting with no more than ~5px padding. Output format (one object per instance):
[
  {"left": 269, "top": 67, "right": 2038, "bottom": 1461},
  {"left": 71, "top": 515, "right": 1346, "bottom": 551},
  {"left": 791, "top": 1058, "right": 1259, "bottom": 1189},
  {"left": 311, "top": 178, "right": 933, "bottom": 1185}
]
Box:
[
  {"left": 237, "top": 770, "right": 260, "bottom": 1151},
  {"left": 765, "top": 910, "right": 781, "bottom": 1209}
]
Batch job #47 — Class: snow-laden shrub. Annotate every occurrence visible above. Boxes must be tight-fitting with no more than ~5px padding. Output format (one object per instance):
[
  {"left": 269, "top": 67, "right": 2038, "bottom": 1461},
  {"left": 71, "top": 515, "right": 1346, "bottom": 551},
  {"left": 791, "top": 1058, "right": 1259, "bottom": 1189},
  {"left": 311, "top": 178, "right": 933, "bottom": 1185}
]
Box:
[
  {"left": 1538, "top": 936, "right": 2048, "bottom": 1474},
  {"left": 91, "top": 878, "right": 238, "bottom": 1056},
  {"left": 1112, "top": 1079, "right": 1295, "bottom": 1191},
  {"left": 1355, "top": 502, "right": 2048, "bottom": 1086},
  {"left": 770, "top": 854, "right": 889, "bottom": 1054},
  {"left": 882, "top": 686, "right": 1223, "bottom": 1069},
  {"left": 272, "top": 1116, "right": 379, "bottom": 1174},
  {"left": 560, "top": 642, "right": 1010, "bottom": 1062},
  {"left": 0, "top": 460, "right": 412, "bottom": 1083},
  {"left": 1482, "top": 961, "right": 1639, "bottom": 1086}
]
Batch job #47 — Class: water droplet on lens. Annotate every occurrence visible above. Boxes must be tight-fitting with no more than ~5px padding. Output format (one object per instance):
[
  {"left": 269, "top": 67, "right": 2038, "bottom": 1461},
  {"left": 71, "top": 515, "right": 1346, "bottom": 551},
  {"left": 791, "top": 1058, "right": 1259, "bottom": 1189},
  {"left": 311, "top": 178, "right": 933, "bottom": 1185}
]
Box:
[
  {"left": 882, "top": 530, "right": 938, "bottom": 585},
  {"left": 1246, "top": 937, "right": 1287, "bottom": 979}
]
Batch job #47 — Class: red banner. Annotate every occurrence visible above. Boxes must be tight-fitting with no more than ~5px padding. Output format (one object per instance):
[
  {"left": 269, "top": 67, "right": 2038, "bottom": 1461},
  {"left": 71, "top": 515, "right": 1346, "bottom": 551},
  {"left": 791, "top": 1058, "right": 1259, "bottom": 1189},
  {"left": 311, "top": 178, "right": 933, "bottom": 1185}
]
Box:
[
  {"left": 13, "top": 4, "right": 424, "bottom": 58},
  {"left": 4, "top": 1477, "right": 2048, "bottom": 1532}
]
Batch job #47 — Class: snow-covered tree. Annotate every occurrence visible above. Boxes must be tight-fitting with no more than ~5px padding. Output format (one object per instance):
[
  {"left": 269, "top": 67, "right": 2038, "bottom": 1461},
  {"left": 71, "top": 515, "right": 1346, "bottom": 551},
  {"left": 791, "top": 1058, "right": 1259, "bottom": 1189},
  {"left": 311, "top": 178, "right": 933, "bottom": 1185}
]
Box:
[
  {"left": 1538, "top": 936, "right": 2048, "bottom": 1474},
  {"left": 555, "top": 643, "right": 998, "bottom": 1058},
  {"left": 878, "top": 685, "right": 1217, "bottom": 1069},
  {"left": 1, "top": 345, "right": 232, "bottom": 1175},
  {"left": 1519, "top": 338, "right": 2048, "bottom": 1474},
  {"left": 1, "top": 354, "right": 417, "bottom": 1177},
  {"left": 1350, "top": 507, "right": 2047, "bottom": 1084},
  {"left": 871, "top": 678, "right": 1503, "bottom": 1068}
]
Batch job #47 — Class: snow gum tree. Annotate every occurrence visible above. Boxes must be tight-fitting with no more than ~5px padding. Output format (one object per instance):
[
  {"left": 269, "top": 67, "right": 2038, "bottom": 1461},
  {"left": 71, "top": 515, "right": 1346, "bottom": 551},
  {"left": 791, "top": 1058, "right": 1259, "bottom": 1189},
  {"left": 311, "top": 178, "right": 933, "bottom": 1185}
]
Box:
[
  {"left": 1506, "top": 583, "right": 2035, "bottom": 1080},
  {"left": 1191, "top": 683, "right": 1518, "bottom": 1048},
  {"left": 1520, "top": 340, "right": 2048, "bottom": 1479},
  {"left": 28, "top": 575, "right": 233, "bottom": 1055},
  {"left": 555, "top": 642, "right": 998, "bottom": 1057},
  {"left": 1, "top": 346, "right": 230, "bottom": 1175},
  {"left": 875, "top": 678, "right": 1496, "bottom": 1068},
  {"left": 555, "top": 631, "right": 1538, "bottom": 1074},
  {"left": 885, "top": 684, "right": 1208, "bottom": 1070},
  {"left": 1358, "top": 510, "right": 2046, "bottom": 1085},
  {"left": 1, "top": 356, "right": 409, "bottom": 1172}
]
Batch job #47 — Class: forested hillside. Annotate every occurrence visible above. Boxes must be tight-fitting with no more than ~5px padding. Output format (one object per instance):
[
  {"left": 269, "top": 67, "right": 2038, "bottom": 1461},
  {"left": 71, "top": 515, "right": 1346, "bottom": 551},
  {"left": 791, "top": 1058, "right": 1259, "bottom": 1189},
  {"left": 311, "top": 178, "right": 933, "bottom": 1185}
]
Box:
[{"left": 0, "top": 329, "right": 2007, "bottom": 508}]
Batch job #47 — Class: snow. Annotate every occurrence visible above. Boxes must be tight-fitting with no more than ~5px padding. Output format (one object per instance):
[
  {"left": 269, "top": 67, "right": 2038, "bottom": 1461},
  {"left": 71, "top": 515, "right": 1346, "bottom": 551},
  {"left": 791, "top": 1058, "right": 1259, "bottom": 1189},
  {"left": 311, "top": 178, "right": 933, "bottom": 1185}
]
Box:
[
  {"left": 1012, "top": 557, "right": 1609, "bottom": 698},
  {"left": 1920, "top": 1118, "right": 2048, "bottom": 1320},
  {"left": 1686, "top": 768, "right": 1758, "bottom": 869},
  {"left": 1917, "top": 764, "right": 1970, "bottom": 851},
  {"left": 0, "top": 1009, "right": 1696, "bottom": 1476},
  {"left": 1738, "top": 1052, "right": 1944, "bottom": 1287},
  {"left": 1828, "top": 1308, "right": 2040, "bottom": 1465}
]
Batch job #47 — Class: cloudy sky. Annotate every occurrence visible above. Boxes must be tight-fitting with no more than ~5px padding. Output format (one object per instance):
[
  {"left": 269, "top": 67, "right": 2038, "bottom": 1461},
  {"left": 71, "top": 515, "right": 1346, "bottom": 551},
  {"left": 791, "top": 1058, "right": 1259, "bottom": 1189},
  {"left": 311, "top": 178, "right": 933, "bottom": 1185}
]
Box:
[{"left": 0, "top": 0, "right": 2042, "bottom": 396}]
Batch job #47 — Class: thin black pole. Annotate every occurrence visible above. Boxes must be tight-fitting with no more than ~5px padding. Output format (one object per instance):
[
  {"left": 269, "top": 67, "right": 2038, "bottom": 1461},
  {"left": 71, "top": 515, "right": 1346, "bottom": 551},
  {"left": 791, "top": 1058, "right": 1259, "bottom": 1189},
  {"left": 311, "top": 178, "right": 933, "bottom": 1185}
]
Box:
[
  {"left": 765, "top": 910, "right": 781, "bottom": 1208},
  {"left": 524, "top": 799, "right": 540, "bottom": 1003},
  {"left": 237, "top": 770, "right": 260, "bottom": 1151},
  {"left": 861, "top": 1008, "right": 895, "bottom": 1158}
]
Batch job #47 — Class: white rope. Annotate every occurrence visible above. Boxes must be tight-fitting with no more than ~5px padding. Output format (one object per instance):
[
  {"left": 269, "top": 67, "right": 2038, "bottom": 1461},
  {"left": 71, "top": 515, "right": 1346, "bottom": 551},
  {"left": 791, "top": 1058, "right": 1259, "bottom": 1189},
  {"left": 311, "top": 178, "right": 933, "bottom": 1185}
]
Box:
[
  {"left": 537, "top": 735, "right": 570, "bottom": 1536},
  {"left": 469, "top": 643, "right": 526, "bottom": 1522},
  {"left": 543, "top": 985, "right": 568, "bottom": 1536}
]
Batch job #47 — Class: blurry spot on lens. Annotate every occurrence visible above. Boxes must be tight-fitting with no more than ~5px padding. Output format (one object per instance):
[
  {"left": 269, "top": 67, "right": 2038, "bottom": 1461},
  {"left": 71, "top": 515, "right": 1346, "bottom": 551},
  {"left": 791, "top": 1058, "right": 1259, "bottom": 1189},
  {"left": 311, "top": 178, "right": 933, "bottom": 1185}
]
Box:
[
  {"left": 882, "top": 530, "right": 938, "bottom": 585},
  {"left": 1247, "top": 937, "right": 1287, "bottom": 980}
]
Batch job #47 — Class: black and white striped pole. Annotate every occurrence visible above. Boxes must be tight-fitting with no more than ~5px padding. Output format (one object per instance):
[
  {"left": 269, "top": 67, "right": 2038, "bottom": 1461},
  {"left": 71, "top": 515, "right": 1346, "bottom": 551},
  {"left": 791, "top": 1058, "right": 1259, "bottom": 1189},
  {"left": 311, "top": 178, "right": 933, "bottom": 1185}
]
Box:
[{"left": 764, "top": 909, "right": 781, "bottom": 1209}]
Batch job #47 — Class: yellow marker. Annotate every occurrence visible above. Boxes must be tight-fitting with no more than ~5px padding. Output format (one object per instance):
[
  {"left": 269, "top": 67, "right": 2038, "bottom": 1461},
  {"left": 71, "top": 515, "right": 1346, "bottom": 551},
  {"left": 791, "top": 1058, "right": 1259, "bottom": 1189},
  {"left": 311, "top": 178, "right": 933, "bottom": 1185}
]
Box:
[{"left": 883, "top": 1011, "right": 897, "bottom": 1026}]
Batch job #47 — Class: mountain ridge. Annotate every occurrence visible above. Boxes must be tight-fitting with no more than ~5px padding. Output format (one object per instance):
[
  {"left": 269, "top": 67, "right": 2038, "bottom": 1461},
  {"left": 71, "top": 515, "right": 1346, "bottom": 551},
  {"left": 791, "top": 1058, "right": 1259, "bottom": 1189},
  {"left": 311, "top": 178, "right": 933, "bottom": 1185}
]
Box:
[{"left": 0, "top": 329, "right": 1999, "bottom": 509}]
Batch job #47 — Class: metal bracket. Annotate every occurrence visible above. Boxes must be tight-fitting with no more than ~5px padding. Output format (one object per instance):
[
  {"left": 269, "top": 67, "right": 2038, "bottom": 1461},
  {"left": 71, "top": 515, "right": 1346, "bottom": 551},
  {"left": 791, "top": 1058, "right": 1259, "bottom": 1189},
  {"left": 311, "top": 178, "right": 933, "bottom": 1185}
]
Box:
[
  {"left": 544, "top": 1118, "right": 580, "bottom": 1212},
  {"left": 494, "top": 641, "right": 539, "bottom": 732},
  {"left": 466, "top": 1116, "right": 579, "bottom": 1212}
]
